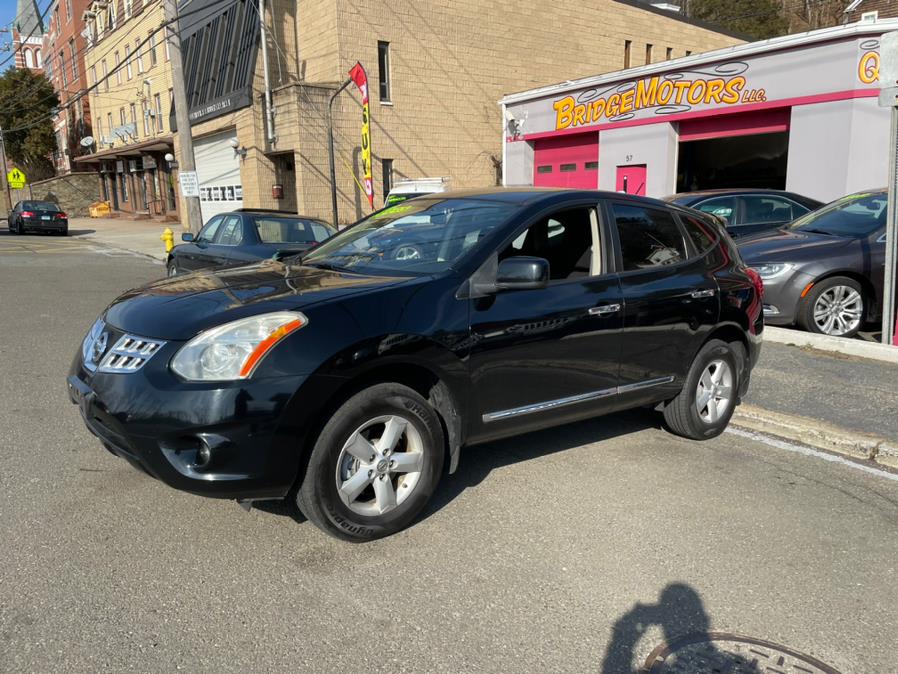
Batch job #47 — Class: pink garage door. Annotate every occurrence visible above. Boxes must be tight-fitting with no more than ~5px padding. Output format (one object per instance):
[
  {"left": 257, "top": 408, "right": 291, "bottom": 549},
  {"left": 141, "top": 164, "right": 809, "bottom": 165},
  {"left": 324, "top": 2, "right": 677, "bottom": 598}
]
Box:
[{"left": 533, "top": 133, "right": 599, "bottom": 188}]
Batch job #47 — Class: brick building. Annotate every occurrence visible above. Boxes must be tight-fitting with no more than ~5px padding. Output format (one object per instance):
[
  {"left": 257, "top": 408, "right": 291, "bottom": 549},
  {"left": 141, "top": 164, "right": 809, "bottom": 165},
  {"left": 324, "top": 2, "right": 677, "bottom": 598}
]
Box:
[
  {"left": 43, "top": 0, "right": 94, "bottom": 173},
  {"left": 176, "top": 0, "right": 743, "bottom": 226},
  {"left": 11, "top": 0, "right": 45, "bottom": 71},
  {"left": 846, "top": 0, "right": 898, "bottom": 23},
  {"left": 75, "top": 0, "right": 178, "bottom": 218}
]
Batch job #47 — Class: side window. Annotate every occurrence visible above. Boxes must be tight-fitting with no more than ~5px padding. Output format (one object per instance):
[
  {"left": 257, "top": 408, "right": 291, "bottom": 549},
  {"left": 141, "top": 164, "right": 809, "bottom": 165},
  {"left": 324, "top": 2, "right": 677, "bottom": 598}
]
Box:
[
  {"left": 741, "top": 195, "right": 800, "bottom": 225},
  {"left": 311, "top": 223, "right": 333, "bottom": 241},
  {"left": 215, "top": 216, "right": 244, "bottom": 246},
  {"left": 197, "top": 216, "right": 223, "bottom": 242},
  {"left": 612, "top": 203, "right": 686, "bottom": 270},
  {"left": 681, "top": 215, "right": 716, "bottom": 255},
  {"left": 499, "top": 207, "right": 598, "bottom": 281},
  {"left": 695, "top": 197, "right": 736, "bottom": 226}
]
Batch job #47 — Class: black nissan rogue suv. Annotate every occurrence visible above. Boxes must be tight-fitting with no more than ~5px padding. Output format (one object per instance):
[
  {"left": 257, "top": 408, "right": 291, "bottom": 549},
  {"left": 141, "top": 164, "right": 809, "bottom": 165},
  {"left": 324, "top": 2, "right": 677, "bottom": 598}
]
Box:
[{"left": 68, "top": 189, "right": 763, "bottom": 540}]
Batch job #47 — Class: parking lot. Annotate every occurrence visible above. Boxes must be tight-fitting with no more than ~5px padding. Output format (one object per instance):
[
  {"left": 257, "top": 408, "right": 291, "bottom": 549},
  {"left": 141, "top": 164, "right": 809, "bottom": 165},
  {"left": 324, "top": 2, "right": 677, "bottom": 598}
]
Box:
[{"left": 2, "top": 230, "right": 898, "bottom": 673}]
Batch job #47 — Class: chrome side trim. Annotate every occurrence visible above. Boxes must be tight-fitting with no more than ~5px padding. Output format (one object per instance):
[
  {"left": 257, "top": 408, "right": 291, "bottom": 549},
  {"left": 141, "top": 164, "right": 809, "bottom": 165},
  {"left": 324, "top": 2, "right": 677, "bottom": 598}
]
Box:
[
  {"left": 617, "top": 376, "right": 675, "bottom": 394},
  {"left": 482, "top": 376, "right": 676, "bottom": 423}
]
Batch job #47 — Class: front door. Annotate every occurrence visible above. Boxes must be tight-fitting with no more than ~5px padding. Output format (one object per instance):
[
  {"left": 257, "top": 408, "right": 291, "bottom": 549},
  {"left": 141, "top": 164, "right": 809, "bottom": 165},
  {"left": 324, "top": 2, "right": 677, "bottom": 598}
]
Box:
[
  {"left": 615, "top": 165, "right": 647, "bottom": 196},
  {"left": 467, "top": 203, "right": 623, "bottom": 443},
  {"left": 177, "top": 215, "right": 224, "bottom": 272},
  {"left": 605, "top": 200, "right": 719, "bottom": 404}
]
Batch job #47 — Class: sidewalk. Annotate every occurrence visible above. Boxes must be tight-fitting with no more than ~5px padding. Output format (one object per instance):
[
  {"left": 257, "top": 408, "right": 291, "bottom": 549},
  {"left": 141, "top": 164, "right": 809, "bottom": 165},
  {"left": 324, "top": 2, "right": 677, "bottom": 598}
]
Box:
[{"left": 69, "top": 216, "right": 180, "bottom": 261}]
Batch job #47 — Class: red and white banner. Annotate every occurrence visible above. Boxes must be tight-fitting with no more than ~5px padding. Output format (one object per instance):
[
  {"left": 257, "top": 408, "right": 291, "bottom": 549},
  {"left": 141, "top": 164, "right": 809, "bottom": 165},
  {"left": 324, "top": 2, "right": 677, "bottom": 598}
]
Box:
[{"left": 348, "top": 62, "right": 374, "bottom": 210}]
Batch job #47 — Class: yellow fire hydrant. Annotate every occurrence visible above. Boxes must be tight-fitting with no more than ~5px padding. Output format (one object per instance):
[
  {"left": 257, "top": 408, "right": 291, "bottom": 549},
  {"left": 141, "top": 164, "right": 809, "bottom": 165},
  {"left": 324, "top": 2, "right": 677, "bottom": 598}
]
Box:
[{"left": 161, "top": 227, "right": 174, "bottom": 254}]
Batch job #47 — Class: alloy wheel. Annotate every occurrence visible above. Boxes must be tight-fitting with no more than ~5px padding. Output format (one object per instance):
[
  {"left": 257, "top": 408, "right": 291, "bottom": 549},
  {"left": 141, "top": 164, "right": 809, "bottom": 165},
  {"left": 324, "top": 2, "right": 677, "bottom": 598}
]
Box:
[
  {"left": 334, "top": 415, "right": 424, "bottom": 516},
  {"left": 812, "top": 285, "right": 862, "bottom": 336},
  {"left": 695, "top": 359, "right": 733, "bottom": 424}
]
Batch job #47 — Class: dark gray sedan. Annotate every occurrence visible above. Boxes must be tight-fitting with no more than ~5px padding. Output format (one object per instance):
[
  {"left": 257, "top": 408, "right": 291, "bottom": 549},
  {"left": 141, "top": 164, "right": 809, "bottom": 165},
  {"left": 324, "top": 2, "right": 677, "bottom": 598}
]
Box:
[
  {"left": 7, "top": 200, "right": 68, "bottom": 235},
  {"left": 167, "top": 209, "right": 335, "bottom": 276},
  {"left": 738, "top": 189, "right": 887, "bottom": 338}
]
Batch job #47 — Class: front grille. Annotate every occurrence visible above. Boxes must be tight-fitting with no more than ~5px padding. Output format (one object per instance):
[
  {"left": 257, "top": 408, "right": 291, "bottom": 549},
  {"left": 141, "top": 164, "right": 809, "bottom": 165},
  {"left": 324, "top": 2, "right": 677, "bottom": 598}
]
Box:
[{"left": 97, "top": 334, "right": 166, "bottom": 373}]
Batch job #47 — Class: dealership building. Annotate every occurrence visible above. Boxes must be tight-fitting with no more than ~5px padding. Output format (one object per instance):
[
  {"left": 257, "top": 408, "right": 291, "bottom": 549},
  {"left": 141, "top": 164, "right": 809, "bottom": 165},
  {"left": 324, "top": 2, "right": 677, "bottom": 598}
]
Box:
[{"left": 501, "top": 21, "right": 895, "bottom": 204}]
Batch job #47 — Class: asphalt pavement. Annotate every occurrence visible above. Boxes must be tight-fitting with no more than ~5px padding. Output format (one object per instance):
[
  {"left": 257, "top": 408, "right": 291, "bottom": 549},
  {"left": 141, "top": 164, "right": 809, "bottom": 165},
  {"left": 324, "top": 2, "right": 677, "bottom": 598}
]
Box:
[{"left": 2, "top": 229, "right": 898, "bottom": 674}]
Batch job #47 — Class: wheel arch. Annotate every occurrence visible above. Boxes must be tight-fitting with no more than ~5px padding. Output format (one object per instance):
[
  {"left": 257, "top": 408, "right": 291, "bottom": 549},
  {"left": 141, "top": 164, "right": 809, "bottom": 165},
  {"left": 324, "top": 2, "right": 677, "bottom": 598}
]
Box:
[
  {"left": 804, "top": 270, "right": 877, "bottom": 318},
  {"left": 697, "top": 323, "right": 751, "bottom": 398}
]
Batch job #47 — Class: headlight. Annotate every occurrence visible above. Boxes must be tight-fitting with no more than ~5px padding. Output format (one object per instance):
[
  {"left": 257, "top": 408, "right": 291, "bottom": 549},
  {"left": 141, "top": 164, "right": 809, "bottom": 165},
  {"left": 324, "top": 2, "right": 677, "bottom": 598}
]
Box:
[
  {"left": 751, "top": 263, "right": 794, "bottom": 281},
  {"left": 171, "top": 311, "right": 307, "bottom": 381}
]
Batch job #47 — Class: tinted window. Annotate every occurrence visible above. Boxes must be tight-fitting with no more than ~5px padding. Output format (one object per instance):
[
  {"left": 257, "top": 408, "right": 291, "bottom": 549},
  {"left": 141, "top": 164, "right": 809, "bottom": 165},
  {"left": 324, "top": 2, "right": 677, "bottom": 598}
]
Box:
[
  {"left": 197, "top": 216, "right": 223, "bottom": 243},
  {"left": 694, "top": 197, "right": 735, "bottom": 226},
  {"left": 789, "top": 192, "right": 886, "bottom": 237},
  {"left": 741, "top": 195, "right": 802, "bottom": 225},
  {"left": 255, "top": 217, "right": 335, "bottom": 244},
  {"left": 682, "top": 215, "right": 716, "bottom": 254},
  {"left": 612, "top": 204, "right": 686, "bottom": 270},
  {"left": 215, "top": 216, "right": 244, "bottom": 245},
  {"left": 500, "top": 207, "right": 596, "bottom": 281},
  {"left": 24, "top": 201, "right": 58, "bottom": 210},
  {"left": 302, "top": 198, "right": 518, "bottom": 276}
]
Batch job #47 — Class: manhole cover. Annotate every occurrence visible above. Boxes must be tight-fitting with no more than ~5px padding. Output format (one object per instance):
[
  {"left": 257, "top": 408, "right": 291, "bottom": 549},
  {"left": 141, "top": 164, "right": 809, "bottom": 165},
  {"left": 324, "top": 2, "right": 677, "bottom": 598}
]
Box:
[{"left": 643, "top": 632, "right": 842, "bottom": 673}]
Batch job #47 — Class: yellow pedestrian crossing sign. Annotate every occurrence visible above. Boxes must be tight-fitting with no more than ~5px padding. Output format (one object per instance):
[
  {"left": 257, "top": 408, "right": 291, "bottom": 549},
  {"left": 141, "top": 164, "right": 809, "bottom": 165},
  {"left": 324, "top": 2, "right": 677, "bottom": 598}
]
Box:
[{"left": 7, "top": 168, "right": 26, "bottom": 189}]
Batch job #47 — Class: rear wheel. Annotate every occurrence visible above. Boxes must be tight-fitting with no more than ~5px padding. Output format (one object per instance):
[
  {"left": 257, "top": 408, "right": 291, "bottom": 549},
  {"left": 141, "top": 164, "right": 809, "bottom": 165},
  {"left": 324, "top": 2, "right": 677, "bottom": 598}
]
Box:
[
  {"left": 662, "top": 339, "right": 739, "bottom": 440},
  {"left": 799, "top": 276, "right": 864, "bottom": 338},
  {"left": 167, "top": 263, "right": 179, "bottom": 277},
  {"left": 295, "top": 383, "right": 445, "bottom": 541}
]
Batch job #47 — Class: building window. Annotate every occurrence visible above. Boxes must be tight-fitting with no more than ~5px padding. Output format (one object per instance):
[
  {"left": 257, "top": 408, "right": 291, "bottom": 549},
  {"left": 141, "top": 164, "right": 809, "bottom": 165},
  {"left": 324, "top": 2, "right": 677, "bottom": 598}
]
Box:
[
  {"left": 164, "top": 31, "right": 171, "bottom": 61},
  {"left": 135, "top": 39, "right": 143, "bottom": 74},
  {"left": 645, "top": 43, "right": 653, "bottom": 65},
  {"left": 102, "top": 60, "right": 108, "bottom": 91},
  {"left": 130, "top": 103, "right": 137, "bottom": 129},
  {"left": 96, "top": 117, "right": 103, "bottom": 140},
  {"left": 142, "top": 100, "right": 150, "bottom": 136},
  {"left": 666, "top": 46, "right": 673, "bottom": 60},
  {"left": 149, "top": 33, "right": 157, "bottom": 66},
  {"left": 65, "top": 0, "right": 72, "bottom": 21},
  {"left": 59, "top": 54, "right": 67, "bottom": 86},
  {"left": 125, "top": 46, "right": 132, "bottom": 79},
  {"left": 120, "top": 108, "right": 126, "bottom": 128},
  {"left": 124, "top": 0, "right": 133, "bottom": 19},
  {"left": 685, "top": 50, "right": 692, "bottom": 56},
  {"left": 36, "top": 49, "right": 42, "bottom": 67},
  {"left": 120, "top": 171, "right": 128, "bottom": 202},
  {"left": 90, "top": 65, "right": 96, "bottom": 86},
  {"left": 108, "top": 1, "right": 117, "bottom": 30},
  {"left": 69, "top": 40, "right": 77, "bottom": 78},
  {"left": 382, "top": 159, "right": 394, "bottom": 200},
  {"left": 154, "top": 93, "right": 163, "bottom": 131},
  {"left": 624, "top": 40, "right": 631, "bottom": 69},
  {"left": 107, "top": 112, "right": 113, "bottom": 138},
  {"left": 114, "top": 52, "right": 121, "bottom": 84},
  {"left": 377, "top": 41, "right": 391, "bottom": 103},
  {"left": 25, "top": 49, "right": 34, "bottom": 68},
  {"left": 55, "top": 10, "right": 60, "bottom": 32}
]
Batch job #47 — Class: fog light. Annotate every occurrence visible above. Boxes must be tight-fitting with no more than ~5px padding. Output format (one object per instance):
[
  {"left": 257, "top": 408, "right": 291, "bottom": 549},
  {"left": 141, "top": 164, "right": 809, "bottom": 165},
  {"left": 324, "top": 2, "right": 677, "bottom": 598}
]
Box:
[{"left": 195, "top": 443, "right": 212, "bottom": 468}]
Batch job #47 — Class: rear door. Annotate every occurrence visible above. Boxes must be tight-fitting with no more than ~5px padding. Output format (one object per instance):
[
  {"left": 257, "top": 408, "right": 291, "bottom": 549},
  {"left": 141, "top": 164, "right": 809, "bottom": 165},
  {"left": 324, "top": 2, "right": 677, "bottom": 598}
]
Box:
[
  {"left": 736, "top": 194, "right": 807, "bottom": 237},
  {"left": 604, "top": 200, "right": 719, "bottom": 405}
]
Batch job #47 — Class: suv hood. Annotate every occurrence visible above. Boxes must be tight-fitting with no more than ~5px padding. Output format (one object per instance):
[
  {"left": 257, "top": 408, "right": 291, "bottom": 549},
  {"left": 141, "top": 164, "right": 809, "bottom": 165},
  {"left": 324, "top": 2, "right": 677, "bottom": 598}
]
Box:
[
  {"left": 737, "top": 228, "right": 852, "bottom": 263},
  {"left": 105, "top": 261, "right": 420, "bottom": 340}
]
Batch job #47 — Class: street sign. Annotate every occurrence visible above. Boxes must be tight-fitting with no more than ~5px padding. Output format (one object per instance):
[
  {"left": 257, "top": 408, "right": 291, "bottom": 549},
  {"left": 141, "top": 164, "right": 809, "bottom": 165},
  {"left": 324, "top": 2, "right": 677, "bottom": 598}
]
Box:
[
  {"left": 7, "top": 168, "right": 25, "bottom": 189},
  {"left": 178, "top": 170, "right": 199, "bottom": 198}
]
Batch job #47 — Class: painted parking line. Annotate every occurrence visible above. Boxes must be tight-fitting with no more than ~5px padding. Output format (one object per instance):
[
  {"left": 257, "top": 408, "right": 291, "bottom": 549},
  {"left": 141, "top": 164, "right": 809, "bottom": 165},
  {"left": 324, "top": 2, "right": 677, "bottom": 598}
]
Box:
[{"left": 727, "top": 426, "right": 898, "bottom": 483}]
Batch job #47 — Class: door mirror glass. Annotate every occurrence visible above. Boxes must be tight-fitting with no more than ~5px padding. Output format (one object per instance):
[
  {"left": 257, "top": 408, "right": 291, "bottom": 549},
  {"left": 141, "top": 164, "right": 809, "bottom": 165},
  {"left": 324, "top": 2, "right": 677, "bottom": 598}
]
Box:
[
  {"left": 496, "top": 256, "right": 549, "bottom": 290},
  {"left": 181, "top": 232, "right": 194, "bottom": 242}
]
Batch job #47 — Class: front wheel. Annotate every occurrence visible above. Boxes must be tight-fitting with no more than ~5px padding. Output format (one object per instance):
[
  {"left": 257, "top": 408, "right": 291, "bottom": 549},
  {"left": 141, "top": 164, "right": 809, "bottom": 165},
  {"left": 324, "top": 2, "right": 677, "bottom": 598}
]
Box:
[
  {"left": 295, "top": 383, "right": 445, "bottom": 541},
  {"left": 799, "top": 276, "right": 865, "bottom": 338},
  {"left": 662, "top": 339, "right": 739, "bottom": 440}
]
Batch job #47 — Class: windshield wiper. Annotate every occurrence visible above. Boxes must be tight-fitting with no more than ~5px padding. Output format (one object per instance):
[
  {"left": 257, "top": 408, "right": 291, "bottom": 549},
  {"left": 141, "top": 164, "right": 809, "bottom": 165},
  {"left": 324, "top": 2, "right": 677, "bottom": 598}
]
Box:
[
  {"left": 303, "top": 261, "right": 353, "bottom": 273},
  {"left": 798, "top": 228, "right": 836, "bottom": 236}
]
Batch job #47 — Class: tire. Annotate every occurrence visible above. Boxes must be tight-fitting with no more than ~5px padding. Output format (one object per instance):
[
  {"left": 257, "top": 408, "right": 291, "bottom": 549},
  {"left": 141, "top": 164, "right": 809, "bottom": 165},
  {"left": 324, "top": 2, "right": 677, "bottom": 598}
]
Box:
[
  {"left": 663, "top": 339, "right": 739, "bottom": 440},
  {"left": 295, "top": 383, "right": 445, "bottom": 541},
  {"left": 167, "top": 263, "right": 178, "bottom": 277},
  {"left": 798, "top": 276, "right": 865, "bottom": 338}
]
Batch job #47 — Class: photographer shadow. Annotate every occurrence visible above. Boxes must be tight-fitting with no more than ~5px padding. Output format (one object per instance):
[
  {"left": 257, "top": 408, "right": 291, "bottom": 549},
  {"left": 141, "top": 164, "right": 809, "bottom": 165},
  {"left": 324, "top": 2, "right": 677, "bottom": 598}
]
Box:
[{"left": 601, "top": 583, "right": 762, "bottom": 673}]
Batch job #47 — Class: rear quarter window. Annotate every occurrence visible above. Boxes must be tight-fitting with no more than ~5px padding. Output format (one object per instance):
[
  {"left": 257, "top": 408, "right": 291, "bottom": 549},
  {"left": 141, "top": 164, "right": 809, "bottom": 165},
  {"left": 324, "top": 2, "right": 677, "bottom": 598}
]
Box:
[{"left": 681, "top": 214, "right": 717, "bottom": 255}]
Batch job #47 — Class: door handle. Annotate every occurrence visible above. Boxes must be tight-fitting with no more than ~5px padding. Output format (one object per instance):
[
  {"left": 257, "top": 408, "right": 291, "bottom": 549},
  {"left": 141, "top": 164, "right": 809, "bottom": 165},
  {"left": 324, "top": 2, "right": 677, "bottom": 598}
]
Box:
[
  {"left": 589, "top": 303, "right": 621, "bottom": 316},
  {"left": 690, "top": 289, "right": 716, "bottom": 299}
]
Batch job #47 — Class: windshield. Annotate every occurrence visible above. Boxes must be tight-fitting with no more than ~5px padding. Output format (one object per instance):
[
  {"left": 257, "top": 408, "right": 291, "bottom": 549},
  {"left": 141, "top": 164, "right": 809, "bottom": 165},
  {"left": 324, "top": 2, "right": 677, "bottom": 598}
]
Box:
[
  {"left": 301, "top": 198, "right": 519, "bottom": 275},
  {"left": 788, "top": 192, "right": 886, "bottom": 237},
  {"left": 254, "top": 217, "right": 335, "bottom": 244}
]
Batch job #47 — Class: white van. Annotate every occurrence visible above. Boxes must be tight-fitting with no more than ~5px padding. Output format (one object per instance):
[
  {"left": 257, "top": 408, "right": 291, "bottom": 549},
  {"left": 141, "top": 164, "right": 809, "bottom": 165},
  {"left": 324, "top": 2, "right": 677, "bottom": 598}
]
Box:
[{"left": 384, "top": 178, "right": 450, "bottom": 207}]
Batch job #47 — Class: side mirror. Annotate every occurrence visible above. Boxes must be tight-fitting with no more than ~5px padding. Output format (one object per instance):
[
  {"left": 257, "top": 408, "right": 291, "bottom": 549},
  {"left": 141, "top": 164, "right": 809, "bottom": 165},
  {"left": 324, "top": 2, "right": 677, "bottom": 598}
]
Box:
[
  {"left": 495, "top": 256, "right": 549, "bottom": 290},
  {"left": 181, "top": 232, "right": 194, "bottom": 242}
]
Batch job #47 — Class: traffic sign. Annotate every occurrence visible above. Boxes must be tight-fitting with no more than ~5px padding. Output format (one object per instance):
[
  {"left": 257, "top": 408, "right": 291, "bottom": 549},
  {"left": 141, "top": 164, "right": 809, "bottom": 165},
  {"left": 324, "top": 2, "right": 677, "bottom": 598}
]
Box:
[{"left": 6, "top": 168, "right": 25, "bottom": 189}]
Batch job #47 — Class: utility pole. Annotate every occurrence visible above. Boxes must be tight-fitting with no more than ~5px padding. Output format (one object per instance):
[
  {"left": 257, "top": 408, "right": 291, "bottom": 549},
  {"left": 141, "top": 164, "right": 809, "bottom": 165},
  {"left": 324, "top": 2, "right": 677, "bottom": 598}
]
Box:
[
  {"left": 880, "top": 32, "right": 898, "bottom": 346},
  {"left": 0, "top": 124, "right": 11, "bottom": 214},
  {"left": 163, "top": 0, "right": 203, "bottom": 234}
]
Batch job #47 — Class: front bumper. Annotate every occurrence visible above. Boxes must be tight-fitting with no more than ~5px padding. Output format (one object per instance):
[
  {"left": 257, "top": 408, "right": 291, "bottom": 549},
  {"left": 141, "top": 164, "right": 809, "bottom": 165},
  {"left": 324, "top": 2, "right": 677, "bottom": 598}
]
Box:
[
  {"left": 758, "top": 270, "right": 815, "bottom": 326},
  {"left": 67, "top": 344, "right": 330, "bottom": 500}
]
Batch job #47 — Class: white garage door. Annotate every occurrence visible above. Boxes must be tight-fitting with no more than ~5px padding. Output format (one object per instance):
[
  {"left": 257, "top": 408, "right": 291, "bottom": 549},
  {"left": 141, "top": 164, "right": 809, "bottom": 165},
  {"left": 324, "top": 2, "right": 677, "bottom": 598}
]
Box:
[{"left": 195, "top": 130, "right": 243, "bottom": 224}]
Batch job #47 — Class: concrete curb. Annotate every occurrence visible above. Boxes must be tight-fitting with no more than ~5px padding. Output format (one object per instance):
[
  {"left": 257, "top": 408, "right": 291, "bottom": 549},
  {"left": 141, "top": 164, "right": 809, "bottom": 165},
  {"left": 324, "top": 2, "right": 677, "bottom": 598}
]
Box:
[
  {"left": 763, "top": 326, "right": 898, "bottom": 364},
  {"left": 733, "top": 403, "right": 898, "bottom": 470}
]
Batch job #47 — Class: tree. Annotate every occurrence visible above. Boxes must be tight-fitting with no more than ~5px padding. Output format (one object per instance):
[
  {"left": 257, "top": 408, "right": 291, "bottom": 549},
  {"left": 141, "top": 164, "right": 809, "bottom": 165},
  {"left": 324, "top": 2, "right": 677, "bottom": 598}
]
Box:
[
  {"left": 0, "top": 68, "right": 60, "bottom": 181},
  {"left": 688, "top": 0, "right": 788, "bottom": 40}
]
